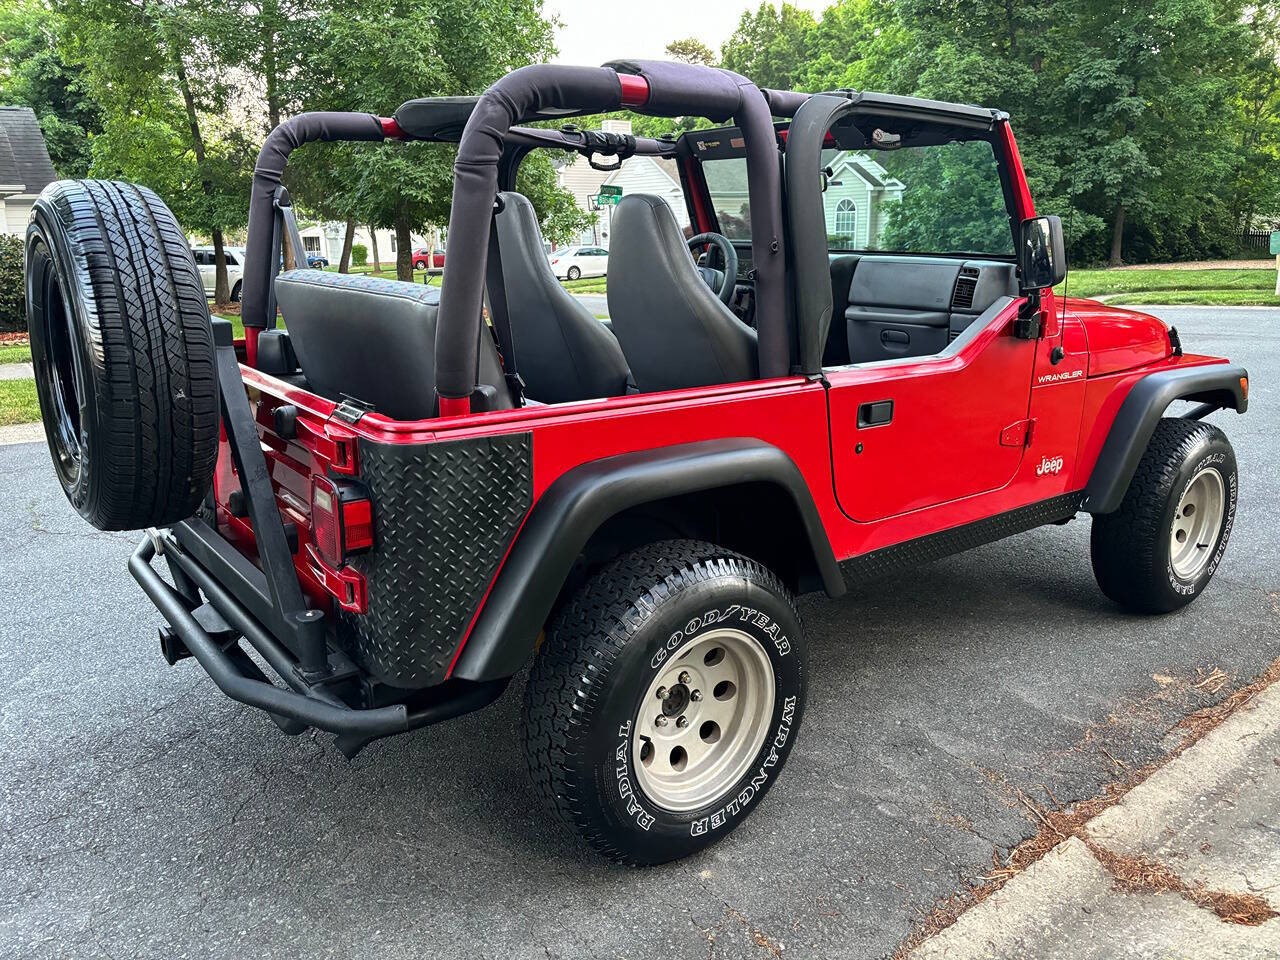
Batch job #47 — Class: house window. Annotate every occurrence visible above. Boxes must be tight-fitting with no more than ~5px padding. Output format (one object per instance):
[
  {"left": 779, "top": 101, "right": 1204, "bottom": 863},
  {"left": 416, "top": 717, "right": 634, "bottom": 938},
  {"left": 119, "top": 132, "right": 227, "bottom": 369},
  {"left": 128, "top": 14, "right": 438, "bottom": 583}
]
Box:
[
  {"left": 389, "top": 235, "right": 397, "bottom": 253},
  {"left": 304, "top": 236, "right": 320, "bottom": 253},
  {"left": 834, "top": 199, "right": 856, "bottom": 241}
]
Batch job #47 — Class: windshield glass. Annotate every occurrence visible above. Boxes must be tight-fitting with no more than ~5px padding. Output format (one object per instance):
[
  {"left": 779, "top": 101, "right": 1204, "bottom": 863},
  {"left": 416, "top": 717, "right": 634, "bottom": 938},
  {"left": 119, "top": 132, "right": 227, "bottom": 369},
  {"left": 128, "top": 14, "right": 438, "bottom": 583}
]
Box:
[{"left": 700, "top": 136, "right": 1013, "bottom": 257}]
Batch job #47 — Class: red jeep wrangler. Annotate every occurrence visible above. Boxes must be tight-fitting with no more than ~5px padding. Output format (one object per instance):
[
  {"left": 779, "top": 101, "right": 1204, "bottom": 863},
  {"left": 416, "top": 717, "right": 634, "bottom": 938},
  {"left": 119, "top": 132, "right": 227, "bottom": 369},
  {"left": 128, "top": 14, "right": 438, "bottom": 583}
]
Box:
[{"left": 25, "top": 61, "right": 1248, "bottom": 865}]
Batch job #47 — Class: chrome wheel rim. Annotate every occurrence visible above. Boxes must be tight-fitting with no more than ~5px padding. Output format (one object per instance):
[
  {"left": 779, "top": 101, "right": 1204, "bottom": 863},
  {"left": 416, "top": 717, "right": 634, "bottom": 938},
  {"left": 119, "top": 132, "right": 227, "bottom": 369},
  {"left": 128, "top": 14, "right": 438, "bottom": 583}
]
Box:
[
  {"left": 1170, "top": 467, "right": 1225, "bottom": 581},
  {"left": 632, "top": 628, "right": 775, "bottom": 812}
]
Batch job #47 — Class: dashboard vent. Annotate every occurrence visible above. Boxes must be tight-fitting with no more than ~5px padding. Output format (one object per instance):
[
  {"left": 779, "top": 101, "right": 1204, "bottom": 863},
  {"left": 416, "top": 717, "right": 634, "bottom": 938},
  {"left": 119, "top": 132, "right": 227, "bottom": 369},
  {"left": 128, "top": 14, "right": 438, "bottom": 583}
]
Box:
[{"left": 951, "top": 269, "right": 979, "bottom": 311}]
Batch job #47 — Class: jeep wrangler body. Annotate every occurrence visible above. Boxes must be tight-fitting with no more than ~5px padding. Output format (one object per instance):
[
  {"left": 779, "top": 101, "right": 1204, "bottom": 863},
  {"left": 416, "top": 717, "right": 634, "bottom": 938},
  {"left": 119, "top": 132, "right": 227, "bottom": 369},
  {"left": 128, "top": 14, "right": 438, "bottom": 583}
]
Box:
[{"left": 26, "top": 61, "right": 1248, "bottom": 863}]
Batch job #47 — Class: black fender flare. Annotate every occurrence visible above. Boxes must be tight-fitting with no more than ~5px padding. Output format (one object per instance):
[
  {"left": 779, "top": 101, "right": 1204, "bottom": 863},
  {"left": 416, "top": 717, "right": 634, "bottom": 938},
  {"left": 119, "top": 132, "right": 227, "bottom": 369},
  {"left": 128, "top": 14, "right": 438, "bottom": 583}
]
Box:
[
  {"left": 1081, "top": 363, "right": 1248, "bottom": 515},
  {"left": 450, "top": 438, "right": 844, "bottom": 682}
]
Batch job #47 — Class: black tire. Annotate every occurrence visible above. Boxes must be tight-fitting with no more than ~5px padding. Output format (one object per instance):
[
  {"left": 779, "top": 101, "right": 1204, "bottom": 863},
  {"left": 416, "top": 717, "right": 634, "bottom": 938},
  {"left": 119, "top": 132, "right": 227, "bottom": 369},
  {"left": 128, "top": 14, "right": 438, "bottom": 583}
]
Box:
[
  {"left": 25, "top": 180, "right": 218, "bottom": 531},
  {"left": 1090, "top": 418, "right": 1237, "bottom": 613},
  {"left": 566, "top": 265, "right": 581, "bottom": 280},
  {"left": 413, "top": 259, "right": 427, "bottom": 270},
  {"left": 230, "top": 280, "right": 242, "bottom": 302},
  {"left": 523, "top": 540, "right": 807, "bottom": 865}
]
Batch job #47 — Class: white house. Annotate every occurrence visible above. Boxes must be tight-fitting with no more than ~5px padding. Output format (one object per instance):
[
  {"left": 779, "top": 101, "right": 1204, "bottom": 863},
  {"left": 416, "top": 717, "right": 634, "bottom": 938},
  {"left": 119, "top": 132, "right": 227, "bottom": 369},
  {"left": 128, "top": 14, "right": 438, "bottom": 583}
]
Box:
[
  {"left": 295, "top": 222, "right": 439, "bottom": 266},
  {"left": 0, "top": 107, "right": 56, "bottom": 236}
]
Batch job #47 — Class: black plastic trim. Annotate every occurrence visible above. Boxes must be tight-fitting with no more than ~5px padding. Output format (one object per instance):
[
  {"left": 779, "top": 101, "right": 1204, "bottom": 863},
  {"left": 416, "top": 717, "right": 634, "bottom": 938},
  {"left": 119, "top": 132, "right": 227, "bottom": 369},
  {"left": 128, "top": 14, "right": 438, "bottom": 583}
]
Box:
[
  {"left": 451, "top": 438, "right": 845, "bottom": 682},
  {"left": 840, "top": 492, "right": 1083, "bottom": 585},
  {"left": 1082, "top": 364, "right": 1248, "bottom": 514}
]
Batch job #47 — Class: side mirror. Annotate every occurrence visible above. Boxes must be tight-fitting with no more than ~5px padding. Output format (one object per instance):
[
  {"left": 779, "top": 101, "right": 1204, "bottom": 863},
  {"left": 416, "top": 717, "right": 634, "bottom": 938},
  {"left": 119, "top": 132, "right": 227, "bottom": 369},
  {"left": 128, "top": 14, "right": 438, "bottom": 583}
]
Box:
[{"left": 1018, "top": 215, "right": 1067, "bottom": 292}]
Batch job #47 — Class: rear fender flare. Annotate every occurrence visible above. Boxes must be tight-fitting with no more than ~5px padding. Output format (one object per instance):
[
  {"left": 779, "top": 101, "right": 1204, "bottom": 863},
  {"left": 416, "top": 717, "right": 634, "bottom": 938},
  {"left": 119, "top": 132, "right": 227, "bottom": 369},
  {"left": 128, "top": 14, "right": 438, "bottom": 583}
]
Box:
[
  {"left": 1081, "top": 364, "right": 1248, "bottom": 515},
  {"left": 450, "top": 438, "right": 843, "bottom": 682}
]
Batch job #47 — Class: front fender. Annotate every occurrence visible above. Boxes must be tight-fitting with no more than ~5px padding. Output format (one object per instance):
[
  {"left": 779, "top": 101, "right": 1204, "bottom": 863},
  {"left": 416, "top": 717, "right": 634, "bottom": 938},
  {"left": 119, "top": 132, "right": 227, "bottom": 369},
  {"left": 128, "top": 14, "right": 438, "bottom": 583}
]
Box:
[
  {"left": 450, "top": 437, "right": 843, "bottom": 682},
  {"left": 1081, "top": 363, "right": 1248, "bottom": 515}
]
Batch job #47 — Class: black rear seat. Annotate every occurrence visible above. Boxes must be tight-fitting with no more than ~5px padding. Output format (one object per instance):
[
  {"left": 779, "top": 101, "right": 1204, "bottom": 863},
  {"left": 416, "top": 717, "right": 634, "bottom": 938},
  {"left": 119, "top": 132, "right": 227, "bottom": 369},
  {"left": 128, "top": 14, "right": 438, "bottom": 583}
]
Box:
[{"left": 274, "top": 270, "right": 512, "bottom": 420}]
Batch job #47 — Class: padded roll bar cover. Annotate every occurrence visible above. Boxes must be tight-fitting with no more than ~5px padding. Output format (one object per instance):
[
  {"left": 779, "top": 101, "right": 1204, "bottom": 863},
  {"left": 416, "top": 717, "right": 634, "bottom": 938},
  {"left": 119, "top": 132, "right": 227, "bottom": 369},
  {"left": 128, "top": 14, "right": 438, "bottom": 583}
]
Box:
[
  {"left": 786, "top": 94, "right": 857, "bottom": 375},
  {"left": 762, "top": 88, "right": 810, "bottom": 117},
  {"left": 435, "top": 65, "right": 625, "bottom": 399},
  {"left": 605, "top": 59, "right": 743, "bottom": 122},
  {"left": 1081, "top": 363, "right": 1249, "bottom": 515},
  {"left": 450, "top": 437, "right": 846, "bottom": 683},
  {"left": 393, "top": 96, "right": 479, "bottom": 141},
  {"left": 242, "top": 112, "right": 385, "bottom": 331}
]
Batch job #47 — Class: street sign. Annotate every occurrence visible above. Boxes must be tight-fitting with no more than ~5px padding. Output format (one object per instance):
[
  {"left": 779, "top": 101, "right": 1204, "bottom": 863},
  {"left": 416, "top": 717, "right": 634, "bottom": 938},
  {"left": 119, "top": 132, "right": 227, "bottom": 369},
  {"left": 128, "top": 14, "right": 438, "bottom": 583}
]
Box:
[
  {"left": 599, "top": 185, "right": 622, "bottom": 197},
  {"left": 595, "top": 192, "right": 621, "bottom": 206},
  {"left": 1269, "top": 229, "right": 1280, "bottom": 255}
]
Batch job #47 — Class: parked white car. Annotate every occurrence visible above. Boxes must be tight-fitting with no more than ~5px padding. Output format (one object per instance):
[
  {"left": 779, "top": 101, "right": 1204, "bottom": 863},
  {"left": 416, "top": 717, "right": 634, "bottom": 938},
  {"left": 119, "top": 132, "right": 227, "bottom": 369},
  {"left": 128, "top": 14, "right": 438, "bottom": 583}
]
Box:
[
  {"left": 549, "top": 244, "right": 608, "bottom": 281},
  {"left": 192, "top": 245, "right": 245, "bottom": 302}
]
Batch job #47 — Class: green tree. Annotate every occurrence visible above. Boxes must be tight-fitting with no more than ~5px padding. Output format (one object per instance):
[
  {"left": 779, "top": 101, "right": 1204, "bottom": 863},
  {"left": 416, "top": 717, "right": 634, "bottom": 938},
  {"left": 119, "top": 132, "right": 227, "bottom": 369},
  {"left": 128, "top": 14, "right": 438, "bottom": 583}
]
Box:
[
  {"left": 0, "top": 0, "right": 102, "bottom": 177},
  {"left": 62, "top": 0, "right": 254, "bottom": 301},
  {"left": 720, "top": 2, "right": 816, "bottom": 90},
  {"left": 665, "top": 37, "right": 716, "bottom": 66}
]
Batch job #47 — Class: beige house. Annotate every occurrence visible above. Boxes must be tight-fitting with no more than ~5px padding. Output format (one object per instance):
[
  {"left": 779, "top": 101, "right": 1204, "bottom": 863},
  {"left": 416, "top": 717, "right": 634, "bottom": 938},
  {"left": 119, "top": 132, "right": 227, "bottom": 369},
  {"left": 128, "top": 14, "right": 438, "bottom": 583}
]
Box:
[{"left": 0, "top": 107, "right": 56, "bottom": 236}]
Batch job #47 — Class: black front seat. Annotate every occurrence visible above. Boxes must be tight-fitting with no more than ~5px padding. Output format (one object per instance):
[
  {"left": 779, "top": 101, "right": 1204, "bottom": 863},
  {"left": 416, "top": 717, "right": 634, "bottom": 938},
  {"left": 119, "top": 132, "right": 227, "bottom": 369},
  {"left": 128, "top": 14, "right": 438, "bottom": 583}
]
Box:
[
  {"left": 492, "top": 191, "right": 630, "bottom": 403},
  {"left": 607, "top": 194, "right": 757, "bottom": 392}
]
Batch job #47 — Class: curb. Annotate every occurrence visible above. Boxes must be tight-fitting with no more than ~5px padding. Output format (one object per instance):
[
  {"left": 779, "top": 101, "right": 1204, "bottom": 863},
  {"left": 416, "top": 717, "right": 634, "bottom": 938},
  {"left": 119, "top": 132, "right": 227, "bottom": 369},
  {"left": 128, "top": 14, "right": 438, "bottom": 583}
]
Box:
[
  {"left": 908, "top": 679, "right": 1280, "bottom": 957},
  {"left": 0, "top": 422, "right": 43, "bottom": 446}
]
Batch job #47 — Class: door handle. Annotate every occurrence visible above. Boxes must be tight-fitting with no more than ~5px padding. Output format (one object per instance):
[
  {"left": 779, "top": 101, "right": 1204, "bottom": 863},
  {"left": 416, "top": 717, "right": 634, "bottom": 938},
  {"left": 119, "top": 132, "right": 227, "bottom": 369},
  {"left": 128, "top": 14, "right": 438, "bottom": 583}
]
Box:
[{"left": 857, "top": 399, "right": 894, "bottom": 428}]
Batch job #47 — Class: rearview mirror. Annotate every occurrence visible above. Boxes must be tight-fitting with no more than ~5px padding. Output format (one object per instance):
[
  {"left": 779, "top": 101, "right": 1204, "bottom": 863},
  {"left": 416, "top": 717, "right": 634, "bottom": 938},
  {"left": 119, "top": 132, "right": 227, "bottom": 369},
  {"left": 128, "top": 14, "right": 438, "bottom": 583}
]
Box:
[{"left": 1018, "top": 215, "right": 1066, "bottom": 292}]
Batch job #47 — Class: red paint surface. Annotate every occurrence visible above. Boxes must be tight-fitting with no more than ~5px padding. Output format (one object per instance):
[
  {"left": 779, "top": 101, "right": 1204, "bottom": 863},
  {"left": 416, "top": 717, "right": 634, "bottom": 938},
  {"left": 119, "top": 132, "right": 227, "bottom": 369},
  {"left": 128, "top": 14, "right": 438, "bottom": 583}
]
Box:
[
  {"left": 617, "top": 73, "right": 650, "bottom": 107},
  {"left": 380, "top": 117, "right": 406, "bottom": 139},
  {"left": 1066, "top": 298, "right": 1172, "bottom": 377}
]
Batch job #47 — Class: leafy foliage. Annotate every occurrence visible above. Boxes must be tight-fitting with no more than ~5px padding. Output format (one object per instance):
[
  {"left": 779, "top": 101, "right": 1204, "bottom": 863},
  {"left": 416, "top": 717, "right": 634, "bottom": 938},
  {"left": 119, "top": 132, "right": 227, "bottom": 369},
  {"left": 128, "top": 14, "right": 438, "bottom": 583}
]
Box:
[
  {"left": 721, "top": 0, "right": 1280, "bottom": 264},
  {"left": 350, "top": 242, "right": 367, "bottom": 266},
  {"left": 0, "top": 235, "right": 24, "bottom": 332}
]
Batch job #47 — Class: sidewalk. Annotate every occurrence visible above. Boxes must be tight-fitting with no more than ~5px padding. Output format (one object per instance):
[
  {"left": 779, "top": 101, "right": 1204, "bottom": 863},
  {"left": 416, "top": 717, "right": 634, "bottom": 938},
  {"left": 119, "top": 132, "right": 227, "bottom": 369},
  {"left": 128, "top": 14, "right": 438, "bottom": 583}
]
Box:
[
  {"left": 909, "top": 676, "right": 1280, "bottom": 958},
  {"left": 0, "top": 422, "right": 42, "bottom": 445}
]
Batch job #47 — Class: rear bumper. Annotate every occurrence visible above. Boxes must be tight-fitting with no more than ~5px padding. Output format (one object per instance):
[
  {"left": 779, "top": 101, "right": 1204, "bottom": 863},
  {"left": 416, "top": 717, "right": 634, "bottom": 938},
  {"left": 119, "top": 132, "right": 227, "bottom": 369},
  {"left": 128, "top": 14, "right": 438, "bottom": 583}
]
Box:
[{"left": 130, "top": 529, "right": 506, "bottom": 757}]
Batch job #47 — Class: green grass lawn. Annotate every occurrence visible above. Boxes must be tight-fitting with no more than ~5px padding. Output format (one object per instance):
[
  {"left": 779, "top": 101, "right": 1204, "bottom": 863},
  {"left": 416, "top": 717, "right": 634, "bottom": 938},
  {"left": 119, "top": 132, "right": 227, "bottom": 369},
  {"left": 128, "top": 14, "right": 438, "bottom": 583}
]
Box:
[
  {"left": 1068, "top": 267, "right": 1277, "bottom": 305},
  {"left": 0, "top": 343, "right": 31, "bottom": 364},
  {"left": 0, "top": 379, "right": 39, "bottom": 426}
]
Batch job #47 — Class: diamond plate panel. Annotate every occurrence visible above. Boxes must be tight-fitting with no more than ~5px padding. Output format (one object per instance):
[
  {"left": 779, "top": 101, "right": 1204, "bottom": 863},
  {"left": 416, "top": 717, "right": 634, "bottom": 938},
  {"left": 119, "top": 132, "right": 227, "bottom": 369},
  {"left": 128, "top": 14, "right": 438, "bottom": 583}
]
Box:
[
  {"left": 338, "top": 433, "right": 533, "bottom": 689},
  {"left": 840, "top": 492, "right": 1082, "bottom": 586}
]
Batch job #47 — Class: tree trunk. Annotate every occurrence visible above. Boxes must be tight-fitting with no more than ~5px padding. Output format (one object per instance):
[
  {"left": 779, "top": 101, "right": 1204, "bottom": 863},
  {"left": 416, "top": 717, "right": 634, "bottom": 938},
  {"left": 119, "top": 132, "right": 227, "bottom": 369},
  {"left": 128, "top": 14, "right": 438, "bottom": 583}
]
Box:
[
  {"left": 1109, "top": 204, "right": 1126, "bottom": 267},
  {"left": 369, "top": 227, "right": 381, "bottom": 273},
  {"left": 212, "top": 229, "right": 230, "bottom": 304},
  {"left": 395, "top": 216, "right": 412, "bottom": 282},
  {"left": 174, "top": 51, "right": 230, "bottom": 304},
  {"left": 338, "top": 218, "right": 356, "bottom": 272},
  {"left": 262, "top": 0, "right": 281, "bottom": 133}
]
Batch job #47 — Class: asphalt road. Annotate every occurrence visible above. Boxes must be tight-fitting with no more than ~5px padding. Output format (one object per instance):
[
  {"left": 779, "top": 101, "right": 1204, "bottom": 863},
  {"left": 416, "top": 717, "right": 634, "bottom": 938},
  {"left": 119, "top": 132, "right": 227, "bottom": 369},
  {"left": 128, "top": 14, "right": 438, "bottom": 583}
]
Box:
[{"left": 2, "top": 307, "right": 1278, "bottom": 960}]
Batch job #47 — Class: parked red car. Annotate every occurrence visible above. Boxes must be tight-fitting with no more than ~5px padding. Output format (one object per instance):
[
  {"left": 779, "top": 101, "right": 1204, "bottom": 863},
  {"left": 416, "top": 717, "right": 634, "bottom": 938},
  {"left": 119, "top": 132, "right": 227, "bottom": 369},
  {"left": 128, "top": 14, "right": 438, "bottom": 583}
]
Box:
[
  {"left": 25, "top": 62, "right": 1248, "bottom": 866},
  {"left": 411, "top": 246, "right": 444, "bottom": 270}
]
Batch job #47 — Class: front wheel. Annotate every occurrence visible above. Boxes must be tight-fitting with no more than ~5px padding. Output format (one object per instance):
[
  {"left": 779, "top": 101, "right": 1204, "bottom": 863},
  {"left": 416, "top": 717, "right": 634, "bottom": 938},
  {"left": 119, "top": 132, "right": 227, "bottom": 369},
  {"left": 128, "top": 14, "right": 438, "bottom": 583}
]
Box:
[
  {"left": 566, "top": 265, "right": 581, "bottom": 280},
  {"left": 523, "top": 540, "right": 806, "bottom": 865},
  {"left": 1090, "top": 418, "right": 1237, "bottom": 613},
  {"left": 413, "top": 259, "right": 427, "bottom": 270}
]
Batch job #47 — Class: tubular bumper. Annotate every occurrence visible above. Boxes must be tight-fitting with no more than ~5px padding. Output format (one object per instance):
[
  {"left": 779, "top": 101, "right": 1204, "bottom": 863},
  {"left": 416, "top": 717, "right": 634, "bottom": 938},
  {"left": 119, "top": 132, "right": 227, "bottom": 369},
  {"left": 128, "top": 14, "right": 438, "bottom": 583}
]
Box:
[{"left": 130, "top": 531, "right": 504, "bottom": 757}]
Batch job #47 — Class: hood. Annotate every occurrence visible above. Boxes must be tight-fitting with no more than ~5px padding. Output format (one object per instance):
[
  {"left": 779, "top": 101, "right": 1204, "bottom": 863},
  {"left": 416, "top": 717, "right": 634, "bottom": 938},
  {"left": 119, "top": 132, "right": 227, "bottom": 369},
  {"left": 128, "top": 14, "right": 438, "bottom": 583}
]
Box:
[{"left": 1064, "top": 297, "right": 1173, "bottom": 377}]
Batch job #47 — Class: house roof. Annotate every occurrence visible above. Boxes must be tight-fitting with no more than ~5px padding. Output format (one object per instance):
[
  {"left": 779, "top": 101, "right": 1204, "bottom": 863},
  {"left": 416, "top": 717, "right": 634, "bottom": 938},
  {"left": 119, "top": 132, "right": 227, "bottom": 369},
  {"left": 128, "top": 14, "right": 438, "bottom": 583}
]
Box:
[{"left": 0, "top": 107, "right": 56, "bottom": 194}]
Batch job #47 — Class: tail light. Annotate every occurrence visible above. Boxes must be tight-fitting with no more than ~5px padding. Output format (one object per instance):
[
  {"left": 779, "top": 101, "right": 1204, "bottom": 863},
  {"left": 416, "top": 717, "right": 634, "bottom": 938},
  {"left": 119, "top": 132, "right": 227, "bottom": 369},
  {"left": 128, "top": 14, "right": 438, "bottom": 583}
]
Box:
[{"left": 310, "top": 476, "right": 373, "bottom": 568}]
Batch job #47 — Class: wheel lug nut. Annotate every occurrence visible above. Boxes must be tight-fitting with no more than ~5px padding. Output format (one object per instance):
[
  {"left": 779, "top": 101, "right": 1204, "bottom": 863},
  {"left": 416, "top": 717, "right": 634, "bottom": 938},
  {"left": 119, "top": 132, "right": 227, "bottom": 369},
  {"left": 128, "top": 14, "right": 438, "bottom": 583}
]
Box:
[
  {"left": 691, "top": 689, "right": 703, "bottom": 701},
  {"left": 655, "top": 715, "right": 669, "bottom": 727},
  {"left": 655, "top": 686, "right": 667, "bottom": 699},
  {"left": 679, "top": 671, "right": 691, "bottom": 684},
  {"left": 676, "top": 716, "right": 688, "bottom": 728}
]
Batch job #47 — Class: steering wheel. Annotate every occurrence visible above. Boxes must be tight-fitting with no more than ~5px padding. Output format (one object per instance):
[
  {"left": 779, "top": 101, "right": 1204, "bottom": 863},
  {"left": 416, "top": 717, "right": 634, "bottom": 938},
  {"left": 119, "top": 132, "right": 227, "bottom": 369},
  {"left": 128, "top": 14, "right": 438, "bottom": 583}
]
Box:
[{"left": 687, "top": 232, "right": 738, "bottom": 305}]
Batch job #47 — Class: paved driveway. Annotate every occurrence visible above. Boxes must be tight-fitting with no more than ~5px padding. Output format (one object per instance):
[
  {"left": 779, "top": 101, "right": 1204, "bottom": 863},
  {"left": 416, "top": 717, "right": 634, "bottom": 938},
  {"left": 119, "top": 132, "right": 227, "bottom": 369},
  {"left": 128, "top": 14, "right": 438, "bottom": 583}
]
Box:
[{"left": 2, "top": 308, "right": 1277, "bottom": 960}]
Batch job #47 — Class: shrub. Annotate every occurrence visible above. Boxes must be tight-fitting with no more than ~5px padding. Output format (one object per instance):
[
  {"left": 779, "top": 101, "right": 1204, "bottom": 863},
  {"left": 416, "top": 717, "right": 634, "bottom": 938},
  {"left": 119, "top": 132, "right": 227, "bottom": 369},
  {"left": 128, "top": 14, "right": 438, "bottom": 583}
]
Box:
[
  {"left": 0, "top": 234, "right": 25, "bottom": 333},
  {"left": 351, "top": 242, "right": 368, "bottom": 266}
]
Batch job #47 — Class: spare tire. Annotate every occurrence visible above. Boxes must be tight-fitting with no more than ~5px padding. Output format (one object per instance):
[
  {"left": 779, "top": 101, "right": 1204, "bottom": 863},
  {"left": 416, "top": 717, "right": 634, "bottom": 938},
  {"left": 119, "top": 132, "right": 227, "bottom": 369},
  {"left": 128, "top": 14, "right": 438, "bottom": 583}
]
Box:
[{"left": 25, "top": 180, "right": 218, "bottom": 531}]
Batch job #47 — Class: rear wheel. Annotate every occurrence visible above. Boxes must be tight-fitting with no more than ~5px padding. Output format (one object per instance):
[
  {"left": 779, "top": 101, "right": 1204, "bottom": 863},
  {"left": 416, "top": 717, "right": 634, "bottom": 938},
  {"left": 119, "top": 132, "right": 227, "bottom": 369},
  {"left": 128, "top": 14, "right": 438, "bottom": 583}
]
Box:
[
  {"left": 566, "top": 265, "right": 581, "bottom": 280},
  {"left": 26, "top": 180, "right": 218, "bottom": 531},
  {"left": 1090, "top": 418, "right": 1237, "bottom": 613},
  {"left": 523, "top": 540, "right": 806, "bottom": 865},
  {"left": 413, "top": 258, "right": 427, "bottom": 270}
]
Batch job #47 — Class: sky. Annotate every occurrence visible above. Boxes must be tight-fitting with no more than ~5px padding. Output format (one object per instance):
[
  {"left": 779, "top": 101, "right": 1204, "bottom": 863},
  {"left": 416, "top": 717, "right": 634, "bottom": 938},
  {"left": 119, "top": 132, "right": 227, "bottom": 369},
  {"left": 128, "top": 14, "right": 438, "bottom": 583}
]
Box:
[{"left": 543, "top": 0, "right": 829, "bottom": 66}]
